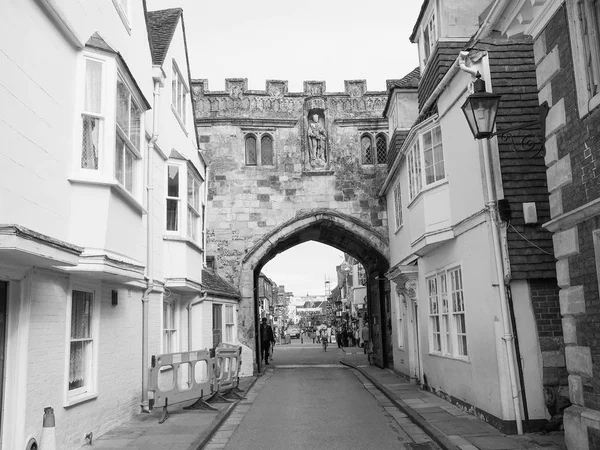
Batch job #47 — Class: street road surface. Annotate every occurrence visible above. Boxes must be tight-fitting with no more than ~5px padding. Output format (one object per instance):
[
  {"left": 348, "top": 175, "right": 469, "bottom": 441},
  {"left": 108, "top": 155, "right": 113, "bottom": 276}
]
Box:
[{"left": 208, "top": 342, "right": 438, "bottom": 450}]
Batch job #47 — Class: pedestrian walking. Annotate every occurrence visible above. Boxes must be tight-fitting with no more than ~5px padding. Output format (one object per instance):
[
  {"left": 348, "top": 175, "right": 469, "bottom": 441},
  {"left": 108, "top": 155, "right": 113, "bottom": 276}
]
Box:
[
  {"left": 260, "top": 318, "right": 275, "bottom": 365},
  {"left": 361, "top": 322, "right": 370, "bottom": 354}
]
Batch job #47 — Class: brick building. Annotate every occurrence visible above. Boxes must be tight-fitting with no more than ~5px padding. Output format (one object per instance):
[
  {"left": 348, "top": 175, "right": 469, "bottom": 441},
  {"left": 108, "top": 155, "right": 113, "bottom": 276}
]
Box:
[{"left": 490, "top": 1, "right": 600, "bottom": 448}]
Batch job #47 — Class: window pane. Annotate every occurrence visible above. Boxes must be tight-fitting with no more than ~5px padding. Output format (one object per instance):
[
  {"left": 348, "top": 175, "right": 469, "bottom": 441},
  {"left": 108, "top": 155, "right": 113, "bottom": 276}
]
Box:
[
  {"left": 245, "top": 136, "right": 257, "bottom": 165},
  {"left": 166, "top": 199, "right": 178, "bottom": 231},
  {"left": 125, "top": 148, "right": 134, "bottom": 193},
  {"left": 423, "top": 130, "right": 432, "bottom": 147},
  {"left": 115, "top": 136, "right": 124, "bottom": 184},
  {"left": 261, "top": 135, "right": 274, "bottom": 165},
  {"left": 433, "top": 126, "right": 442, "bottom": 145},
  {"left": 81, "top": 116, "right": 99, "bottom": 170},
  {"left": 130, "top": 100, "right": 141, "bottom": 150},
  {"left": 172, "top": 64, "right": 177, "bottom": 107},
  {"left": 361, "top": 136, "right": 373, "bottom": 164},
  {"left": 168, "top": 166, "right": 179, "bottom": 197},
  {"left": 116, "top": 79, "right": 129, "bottom": 134},
  {"left": 72, "top": 291, "right": 92, "bottom": 339},
  {"left": 84, "top": 59, "right": 102, "bottom": 114},
  {"left": 376, "top": 134, "right": 387, "bottom": 164},
  {"left": 69, "top": 340, "right": 89, "bottom": 390},
  {"left": 188, "top": 207, "right": 198, "bottom": 241}
]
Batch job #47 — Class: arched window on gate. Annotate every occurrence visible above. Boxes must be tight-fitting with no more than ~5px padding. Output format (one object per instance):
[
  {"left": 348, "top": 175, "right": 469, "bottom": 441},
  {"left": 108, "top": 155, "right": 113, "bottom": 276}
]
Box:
[
  {"left": 245, "top": 134, "right": 257, "bottom": 165},
  {"left": 376, "top": 133, "right": 387, "bottom": 164},
  {"left": 361, "top": 134, "right": 373, "bottom": 164},
  {"left": 260, "top": 134, "right": 273, "bottom": 165}
]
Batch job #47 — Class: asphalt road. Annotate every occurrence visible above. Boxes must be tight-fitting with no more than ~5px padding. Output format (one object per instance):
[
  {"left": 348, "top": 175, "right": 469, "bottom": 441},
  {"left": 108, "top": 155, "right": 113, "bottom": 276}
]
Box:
[{"left": 221, "top": 342, "right": 416, "bottom": 450}]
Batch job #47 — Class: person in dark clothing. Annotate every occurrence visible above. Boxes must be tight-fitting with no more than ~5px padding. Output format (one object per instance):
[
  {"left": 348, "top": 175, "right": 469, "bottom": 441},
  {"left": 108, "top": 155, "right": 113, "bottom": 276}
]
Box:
[{"left": 260, "top": 318, "right": 275, "bottom": 365}]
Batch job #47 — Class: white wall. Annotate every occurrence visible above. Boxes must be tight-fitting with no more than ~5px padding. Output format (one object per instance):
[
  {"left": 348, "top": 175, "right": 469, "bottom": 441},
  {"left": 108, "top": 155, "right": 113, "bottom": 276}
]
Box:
[{"left": 19, "top": 270, "right": 142, "bottom": 450}]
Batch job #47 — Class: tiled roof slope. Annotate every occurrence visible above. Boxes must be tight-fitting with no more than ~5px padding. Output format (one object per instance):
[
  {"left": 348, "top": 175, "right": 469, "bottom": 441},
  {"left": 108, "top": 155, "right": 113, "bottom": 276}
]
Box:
[
  {"left": 202, "top": 268, "right": 241, "bottom": 299},
  {"left": 387, "top": 129, "right": 410, "bottom": 173},
  {"left": 387, "top": 68, "right": 420, "bottom": 90},
  {"left": 418, "top": 41, "right": 466, "bottom": 112},
  {"left": 383, "top": 68, "right": 420, "bottom": 118},
  {"left": 146, "top": 8, "right": 182, "bottom": 65},
  {"left": 482, "top": 38, "right": 556, "bottom": 279},
  {"left": 410, "top": 0, "right": 430, "bottom": 42}
]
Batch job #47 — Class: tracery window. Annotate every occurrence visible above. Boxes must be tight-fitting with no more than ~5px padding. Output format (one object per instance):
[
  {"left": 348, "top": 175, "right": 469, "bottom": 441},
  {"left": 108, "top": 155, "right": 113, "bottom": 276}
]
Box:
[
  {"left": 244, "top": 132, "right": 275, "bottom": 166},
  {"left": 361, "top": 132, "right": 387, "bottom": 165}
]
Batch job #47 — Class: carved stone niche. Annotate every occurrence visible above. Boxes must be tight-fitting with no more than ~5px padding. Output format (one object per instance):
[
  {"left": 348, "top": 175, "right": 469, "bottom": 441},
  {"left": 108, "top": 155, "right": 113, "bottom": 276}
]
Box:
[
  {"left": 385, "top": 265, "right": 418, "bottom": 306},
  {"left": 345, "top": 80, "right": 366, "bottom": 98},
  {"left": 303, "top": 81, "right": 325, "bottom": 96},
  {"left": 266, "top": 80, "right": 288, "bottom": 99},
  {"left": 225, "top": 78, "right": 248, "bottom": 99},
  {"left": 303, "top": 96, "right": 329, "bottom": 171}
]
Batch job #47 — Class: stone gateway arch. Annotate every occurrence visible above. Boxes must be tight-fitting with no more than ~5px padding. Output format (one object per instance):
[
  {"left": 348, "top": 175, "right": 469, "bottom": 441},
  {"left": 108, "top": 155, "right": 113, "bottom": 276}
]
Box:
[{"left": 193, "top": 78, "right": 399, "bottom": 374}]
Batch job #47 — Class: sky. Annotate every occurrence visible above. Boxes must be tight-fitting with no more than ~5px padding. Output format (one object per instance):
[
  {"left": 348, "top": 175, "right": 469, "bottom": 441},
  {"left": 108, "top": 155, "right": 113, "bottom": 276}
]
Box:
[{"left": 147, "top": 0, "right": 423, "bottom": 296}]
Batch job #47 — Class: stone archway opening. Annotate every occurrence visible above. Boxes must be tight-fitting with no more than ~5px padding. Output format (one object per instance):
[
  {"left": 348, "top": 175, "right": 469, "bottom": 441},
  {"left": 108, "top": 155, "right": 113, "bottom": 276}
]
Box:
[{"left": 237, "top": 210, "right": 391, "bottom": 375}]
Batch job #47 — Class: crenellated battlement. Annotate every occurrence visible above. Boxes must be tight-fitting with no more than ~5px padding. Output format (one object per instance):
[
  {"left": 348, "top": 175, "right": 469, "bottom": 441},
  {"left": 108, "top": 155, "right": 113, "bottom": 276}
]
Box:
[{"left": 191, "top": 78, "right": 403, "bottom": 98}]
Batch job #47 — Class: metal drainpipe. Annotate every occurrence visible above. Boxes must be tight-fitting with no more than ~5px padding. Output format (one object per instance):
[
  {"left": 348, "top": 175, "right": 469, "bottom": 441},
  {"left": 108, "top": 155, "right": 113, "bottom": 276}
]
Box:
[
  {"left": 141, "top": 78, "right": 161, "bottom": 413},
  {"left": 458, "top": 51, "right": 524, "bottom": 435},
  {"left": 187, "top": 291, "right": 208, "bottom": 351},
  {"left": 480, "top": 137, "right": 524, "bottom": 435}
]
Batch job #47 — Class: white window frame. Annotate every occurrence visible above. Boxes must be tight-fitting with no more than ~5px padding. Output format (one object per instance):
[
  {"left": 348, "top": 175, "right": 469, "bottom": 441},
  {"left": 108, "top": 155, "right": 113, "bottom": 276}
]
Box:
[
  {"left": 64, "top": 283, "right": 100, "bottom": 407},
  {"left": 187, "top": 168, "right": 203, "bottom": 243},
  {"left": 567, "top": 0, "right": 600, "bottom": 117},
  {"left": 224, "top": 304, "right": 236, "bottom": 344},
  {"left": 407, "top": 124, "right": 445, "bottom": 202},
  {"left": 162, "top": 297, "right": 178, "bottom": 354},
  {"left": 73, "top": 51, "right": 146, "bottom": 210},
  {"left": 427, "top": 266, "right": 468, "bottom": 360},
  {"left": 115, "top": 74, "right": 142, "bottom": 196},
  {"left": 80, "top": 56, "right": 105, "bottom": 172},
  {"left": 422, "top": 10, "right": 438, "bottom": 66},
  {"left": 396, "top": 292, "right": 405, "bottom": 350},
  {"left": 171, "top": 60, "right": 189, "bottom": 132},
  {"left": 244, "top": 132, "right": 275, "bottom": 166},
  {"left": 393, "top": 180, "right": 403, "bottom": 231},
  {"left": 166, "top": 164, "right": 181, "bottom": 232}
]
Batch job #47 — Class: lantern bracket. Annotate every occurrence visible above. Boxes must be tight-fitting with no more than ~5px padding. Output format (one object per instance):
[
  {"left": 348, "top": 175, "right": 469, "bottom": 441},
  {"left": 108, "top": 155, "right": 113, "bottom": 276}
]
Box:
[{"left": 488, "top": 101, "right": 549, "bottom": 158}]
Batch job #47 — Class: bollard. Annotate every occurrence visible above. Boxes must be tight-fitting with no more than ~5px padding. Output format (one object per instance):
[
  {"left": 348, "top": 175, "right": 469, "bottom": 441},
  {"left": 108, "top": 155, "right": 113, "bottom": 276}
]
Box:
[{"left": 40, "top": 407, "right": 56, "bottom": 450}]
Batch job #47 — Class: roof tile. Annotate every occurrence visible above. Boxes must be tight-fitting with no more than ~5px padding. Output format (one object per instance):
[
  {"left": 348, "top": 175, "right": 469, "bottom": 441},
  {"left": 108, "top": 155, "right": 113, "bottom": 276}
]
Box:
[{"left": 146, "top": 8, "right": 182, "bottom": 65}]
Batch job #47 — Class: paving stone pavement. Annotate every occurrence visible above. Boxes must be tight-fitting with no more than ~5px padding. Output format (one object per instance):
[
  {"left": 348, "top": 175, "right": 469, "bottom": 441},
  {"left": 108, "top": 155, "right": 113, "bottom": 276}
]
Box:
[
  {"left": 342, "top": 359, "right": 567, "bottom": 450},
  {"left": 84, "top": 377, "right": 257, "bottom": 450}
]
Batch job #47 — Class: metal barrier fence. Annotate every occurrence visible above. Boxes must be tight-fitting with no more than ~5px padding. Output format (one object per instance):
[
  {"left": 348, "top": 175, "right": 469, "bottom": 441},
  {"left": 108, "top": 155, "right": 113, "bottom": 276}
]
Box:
[{"left": 148, "top": 344, "right": 243, "bottom": 423}]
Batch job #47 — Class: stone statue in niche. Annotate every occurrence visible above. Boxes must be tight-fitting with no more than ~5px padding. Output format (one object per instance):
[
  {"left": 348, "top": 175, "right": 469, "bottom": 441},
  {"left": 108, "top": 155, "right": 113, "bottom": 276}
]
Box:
[{"left": 307, "top": 112, "right": 327, "bottom": 168}]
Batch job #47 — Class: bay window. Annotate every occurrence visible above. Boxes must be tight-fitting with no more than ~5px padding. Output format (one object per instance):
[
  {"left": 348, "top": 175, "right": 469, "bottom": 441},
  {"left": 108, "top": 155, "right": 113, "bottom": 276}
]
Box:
[
  {"left": 77, "top": 50, "right": 147, "bottom": 204},
  {"left": 407, "top": 125, "right": 445, "bottom": 201}
]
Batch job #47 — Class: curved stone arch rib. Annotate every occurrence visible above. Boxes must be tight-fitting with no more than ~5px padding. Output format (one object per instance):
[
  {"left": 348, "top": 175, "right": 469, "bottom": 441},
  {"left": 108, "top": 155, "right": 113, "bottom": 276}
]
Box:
[{"left": 242, "top": 208, "right": 389, "bottom": 271}]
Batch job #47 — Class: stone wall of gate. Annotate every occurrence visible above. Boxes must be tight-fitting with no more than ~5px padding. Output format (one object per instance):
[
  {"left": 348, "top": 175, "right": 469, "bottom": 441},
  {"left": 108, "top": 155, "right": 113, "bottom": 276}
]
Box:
[{"left": 192, "top": 78, "right": 416, "bottom": 350}]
